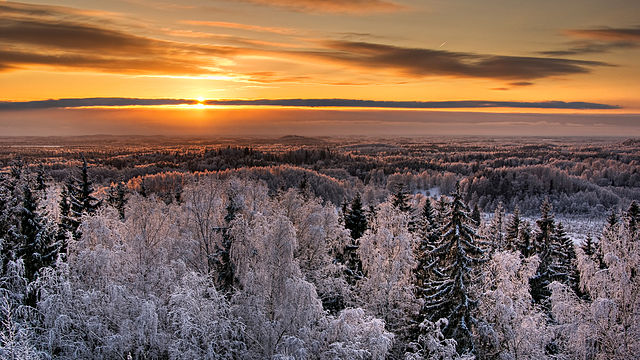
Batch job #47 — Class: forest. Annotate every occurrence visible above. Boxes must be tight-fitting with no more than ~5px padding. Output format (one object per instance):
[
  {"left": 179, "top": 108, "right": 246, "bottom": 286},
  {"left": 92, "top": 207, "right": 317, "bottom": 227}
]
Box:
[{"left": 1, "top": 135, "right": 639, "bottom": 359}]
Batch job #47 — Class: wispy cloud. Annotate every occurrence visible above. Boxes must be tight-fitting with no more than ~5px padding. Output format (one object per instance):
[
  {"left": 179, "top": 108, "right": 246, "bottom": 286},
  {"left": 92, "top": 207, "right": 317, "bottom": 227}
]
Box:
[
  {"left": 180, "top": 20, "right": 297, "bottom": 35},
  {"left": 566, "top": 26, "right": 640, "bottom": 42},
  {"left": 292, "top": 40, "right": 609, "bottom": 81},
  {"left": 233, "top": 0, "right": 405, "bottom": 14},
  {"left": 540, "top": 26, "right": 640, "bottom": 56},
  {"left": 0, "top": 2, "right": 240, "bottom": 75},
  {"left": 0, "top": 97, "right": 620, "bottom": 110}
]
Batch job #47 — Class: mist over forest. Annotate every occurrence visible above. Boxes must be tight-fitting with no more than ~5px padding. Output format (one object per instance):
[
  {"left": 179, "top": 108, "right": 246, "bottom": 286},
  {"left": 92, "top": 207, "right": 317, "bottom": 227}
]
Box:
[{"left": 1, "top": 135, "right": 639, "bottom": 359}]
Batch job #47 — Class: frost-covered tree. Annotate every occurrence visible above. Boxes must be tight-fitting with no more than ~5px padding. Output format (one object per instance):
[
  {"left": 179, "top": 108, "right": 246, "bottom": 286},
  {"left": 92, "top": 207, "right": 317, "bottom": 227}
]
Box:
[
  {"left": 168, "top": 272, "right": 246, "bottom": 359},
  {"left": 487, "top": 203, "right": 505, "bottom": 252},
  {"left": 505, "top": 206, "right": 521, "bottom": 253},
  {"left": 475, "top": 251, "right": 550, "bottom": 360},
  {"left": 107, "top": 181, "right": 128, "bottom": 220},
  {"left": 405, "top": 318, "right": 473, "bottom": 360},
  {"left": 518, "top": 220, "right": 534, "bottom": 258},
  {"left": 357, "top": 201, "right": 419, "bottom": 341},
  {"left": 425, "top": 184, "right": 486, "bottom": 354},
  {"left": 230, "top": 209, "right": 325, "bottom": 357},
  {"left": 414, "top": 198, "right": 439, "bottom": 300},
  {"left": 278, "top": 189, "right": 351, "bottom": 313},
  {"left": 471, "top": 204, "right": 481, "bottom": 226},
  {"left": 550, "top": 215, "right": 640, "bottom": 360},
  {"left": 15, "top": 184, "right": 58, "bottom": 287}
]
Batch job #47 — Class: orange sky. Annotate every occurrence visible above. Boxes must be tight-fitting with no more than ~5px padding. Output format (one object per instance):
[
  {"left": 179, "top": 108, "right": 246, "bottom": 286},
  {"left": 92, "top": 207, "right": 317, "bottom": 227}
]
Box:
[{"left": 1, "top": 0, "right": 639, "bottom": 135}]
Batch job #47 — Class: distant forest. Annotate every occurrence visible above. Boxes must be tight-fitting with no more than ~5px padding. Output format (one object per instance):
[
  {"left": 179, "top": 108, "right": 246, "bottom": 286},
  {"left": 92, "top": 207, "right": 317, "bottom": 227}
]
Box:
[{"left": 1, "top": 136, "right": 638, "bottom": 216}]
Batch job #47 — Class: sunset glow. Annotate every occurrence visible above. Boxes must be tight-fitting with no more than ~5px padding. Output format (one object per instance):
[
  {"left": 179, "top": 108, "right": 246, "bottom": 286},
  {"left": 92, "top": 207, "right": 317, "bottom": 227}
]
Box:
[{"left": 0, "top": 0, "right": 638, "bottom": 135}]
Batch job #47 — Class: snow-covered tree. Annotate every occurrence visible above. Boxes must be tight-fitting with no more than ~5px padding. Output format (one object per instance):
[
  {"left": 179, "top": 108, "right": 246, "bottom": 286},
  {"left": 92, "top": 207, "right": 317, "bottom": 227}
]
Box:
[
  {"left": 475, "top": 251, "right": 550, "bottom": 360},
  {"left": 425, "top": 184, "right": 486, "bottom": 354},
  {"left": 358, "top": 202, "right": 418, "bottom": 336}
]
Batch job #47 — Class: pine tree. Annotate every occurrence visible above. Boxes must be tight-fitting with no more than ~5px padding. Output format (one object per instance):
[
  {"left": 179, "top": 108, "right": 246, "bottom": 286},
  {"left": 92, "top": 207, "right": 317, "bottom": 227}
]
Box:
[
  {"left": 518, "top": 220, "right": 534, "bottom": 257},
  {"left": 414, "top": 198, "right": 439, "bottom": 299},
  {"left": 64, "top": 156, "right": 101, "bottom": 240},
  {"left": 505, "top": 206, "right": 521, "bottom": 252},
  {"left": 392, "top": 184, "right": 412, "bottom": 213},
  {"left": 581, "top": 234, "right": 596, "bottom": 257},
  {"left": 552, "top": 222, "right": 580, "bottom": 294},
  {"left": 107, "top": 182, "right": 128, "bottom": 220},
  {"left": 534, "top": 198, "right": 555, "bottom": 255},
  {"left": 344, "top": 194, "right": 367, "bottom": 240},
  {"left": 425, "top": 183, "right": 486, "bottom": 354},
  {"left": 529, "top": 199, "right": 557, "bottom": 306},
  {"left": 214, "top": 192, "right": 239, "bottom": 294},
  {"left": 16, "top": 184, "right": 58, "bottom": 285},
  {"left": 342, "top": 195, "right": 367, "bottom": 286},
  {"left": 487, "top": 202, "right": 505, "bottom": 252},
  {"left": 626, "top": 201, "right": 639, "bottom": 236},
  {"left": 471, "top": 203, "right": 481, "bottom": 226}
]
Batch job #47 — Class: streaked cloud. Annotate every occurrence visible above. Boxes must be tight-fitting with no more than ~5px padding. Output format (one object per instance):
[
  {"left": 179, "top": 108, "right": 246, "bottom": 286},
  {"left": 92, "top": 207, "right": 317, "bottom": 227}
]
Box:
[
  {"left": 180, "top": 20, "right": 297, "bottom": 35},
  {"left": 295, "top": 40, "right": 609, "bottom": 80},
  {"left": 541, "top": 26, "right": 640, "bottom": 56},
  {"left": 567, "top": 26, "right": 640, "bottom": 42},
  {"left": 0, "top": 97, "right": 620, "bottom": 110},
  {"left": 234, "top": 0, "right": 405, "bottom": 14}
]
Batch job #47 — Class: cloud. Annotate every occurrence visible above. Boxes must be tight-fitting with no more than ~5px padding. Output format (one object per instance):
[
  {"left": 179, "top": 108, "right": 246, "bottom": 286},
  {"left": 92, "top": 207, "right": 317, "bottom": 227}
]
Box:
[
  {"left": 296, "top": 40, "right": 609, "bottom": 80},
  {"left": 0, "top": 98, "right": 198, "bottom": 110},
  {"left": 540, "top": 26, "right": 640, "bottom": 56},
  {"left": 509, "top": 81, "right": 534, "bottom": 86},
  {"left": 181, "top": 20, "right": 297, "bottom": 35},
  {"left": 0, "top": 2, "right": 239, "bottom": 75},
  {"left": 566, "top": 26, "right": 640, "bottom": 42},
  {"left": 234, "top": 0, "right": 404, "bottom": 14},
  {"left": 0, "top": 97, "right": 620, "bottom": 111}
]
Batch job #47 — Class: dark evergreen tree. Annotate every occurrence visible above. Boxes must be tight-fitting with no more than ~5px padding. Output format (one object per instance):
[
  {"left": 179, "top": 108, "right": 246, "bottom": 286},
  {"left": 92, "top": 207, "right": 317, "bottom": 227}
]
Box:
[
  {"left": 63, "top": 156, "right": 101, "bottom": 240},
  {"left": 344, "top": 194, "right": 367, "bottom": 240},
  {"left": 425, "top": 184, "right": 486, "bottom": 354},
  {"left": 214, "top": 191, "right": 241, "bottom": 294},
  {"left": 529, "top": 200, "right": 557, "bottom": 306},
  {"left": 35, "top": 164, "right": 47, "bottom": 192},
  {"left": 471, "top": 203, "right": 481, "bottom": 226},
  {"left": 534, "top": 198, "right": 555, "bottom": 255},
  {"left": 504, "top": 207, "right": 521, "bottom": 253},
  {"left": 342, "top": 195, "right": 367, "bottom": 286},
  {"left": 581, "top": 234, "right": 596, "bottom": 257},
  {"left": 414, "top": 198, "right": 439, "bottom": 299},
  {"left": 518, "top": 220, "right": 534, "bottom": 257},
  {"left": 626, "top": 201, "right": 639, "bottom": 236},
  {"left": 553, "top": 222, "right": 580, "bottom": 294},
  {"left": 392, "top": 184, "right": 412, "bottom": 213},
  {"left": 16, "top": 184, "right": 58, "bottom": 285},
  {"left": 107, "top": 182, "right": 128, "bottom": 220}
]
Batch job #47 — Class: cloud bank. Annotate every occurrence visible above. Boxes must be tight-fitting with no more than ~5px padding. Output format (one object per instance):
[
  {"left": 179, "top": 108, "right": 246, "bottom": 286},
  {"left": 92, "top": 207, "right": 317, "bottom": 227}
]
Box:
[{"left": 0, "top": 97, "right": 620, "bottom": 110}]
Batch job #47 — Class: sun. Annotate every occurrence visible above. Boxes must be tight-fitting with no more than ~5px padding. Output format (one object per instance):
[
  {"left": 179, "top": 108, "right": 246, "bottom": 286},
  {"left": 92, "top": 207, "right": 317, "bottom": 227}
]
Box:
[{"left": 194, "top": 97, "right": 206, "bottom": 109}]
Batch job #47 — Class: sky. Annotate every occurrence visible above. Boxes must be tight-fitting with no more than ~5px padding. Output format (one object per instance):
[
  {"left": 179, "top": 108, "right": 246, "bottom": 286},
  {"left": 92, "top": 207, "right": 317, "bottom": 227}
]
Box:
[{"left": 0, "top": 0, "right": 639, "bottom": 136}]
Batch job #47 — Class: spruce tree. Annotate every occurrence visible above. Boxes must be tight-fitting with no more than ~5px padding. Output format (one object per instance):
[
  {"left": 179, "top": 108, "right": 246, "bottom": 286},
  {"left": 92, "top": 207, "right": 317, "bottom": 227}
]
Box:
[
  {"left": 64, "top": 156, "right": 101, "bottom": 240},
  {"left": 626, "top": 201, "right": 639, "bottom": 236},
  {"left": 343, "top": 195, "right": 367, "bottom": 286},
  {"left": 107, "top": 182, "right": 128, "bottom": 220},
  {"left": 518, "top": 220, "right": 534, "bottom": 257},
  {"left": 344, "top": 194, "right": 367, "bottom": 240},
  {"left": 215, "top": 192, "right": 240, "bottom": 294},
  {"left": 505, "top": 206, "right": 521, "bottom": 252},
  {"left": 488, "top": 202, "right": 505, "bottom": 252},
  {"left": 581, "top": 234, "right": 596, "bottom": 257},
  {"left": 425, "top": 184, "right": 485, "bottom": 354},
  {"left": 534, "top": 198, "right": 555, "bottom": 255},
  {"left": 414, "top": 198, "right": 439, "bottom": 299},
  {"left": 16, "top": 184, "right": 58, "bottom": 284},
  {"left": 553, "top": 222, "right": 580, "bottom": 294},
  {"left": 392, "top": 184, "right": 412, "bottom": 213},
  {"left": 471, "top": 203, "right": 481, "bottom": 226},
  {"left": 529, "top": 200, "right": 557, "bottom": 306}
]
